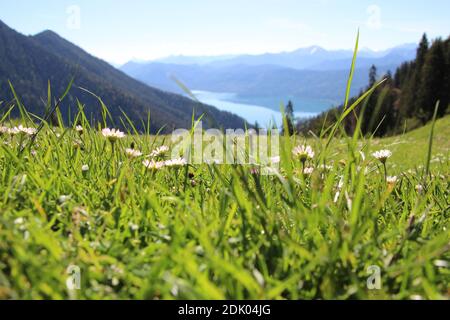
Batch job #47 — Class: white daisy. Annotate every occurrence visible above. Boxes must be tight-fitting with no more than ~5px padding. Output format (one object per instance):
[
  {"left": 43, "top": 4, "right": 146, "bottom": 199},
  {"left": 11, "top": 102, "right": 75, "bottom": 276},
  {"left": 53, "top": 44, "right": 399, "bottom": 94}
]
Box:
[
  {"left": 372, "top": 149, "right": 392, "bottom": 163},
  {"left": 292, "top": 145, "right": 314, "bottom": 162},
  {"left": 73, "top": 139, "right": 82, "bottom": 148},
  {"left": 101, "top": 128, "right": 125, "bottom": 142},
  {"left": 303, "top": 167, "right": 314, "bottom": 175},
  {"left": 164, "top": 158, "right": 188, "bottom": 167},
  {"left": 415, "top": 184, "right": 424, "bottom": 194},
  {"left": 0, "top": 126, "right": 9, "bottom": 135},
  {"left": 125, "top": 148, "right": 143, "bottom": 158},
  {"left": 18, "top": 125, "right": 37, "bottom": 135},
  {"left": 58, "top": 195, "right": 71, "bottom": 204},
  {"left": 14, "top": 217, "right": 25, "bottom": 225},
  {"left": 143, "top": 159, "right": 165, "bottom": 170},
  {"left": 8, "top": 127, "right": 20, "bottom": 135},
  {"left": 386, "top": 176, "right": 398, "bottom": 185},
  {"left": 129, "top": 222, "right": 139, "bottom": 231},
  {"left": 148, "top": 145, "right": 169, "bottom": 158},
  {"left": 10, "top": 125, "right": 36, "bottom": 136}
]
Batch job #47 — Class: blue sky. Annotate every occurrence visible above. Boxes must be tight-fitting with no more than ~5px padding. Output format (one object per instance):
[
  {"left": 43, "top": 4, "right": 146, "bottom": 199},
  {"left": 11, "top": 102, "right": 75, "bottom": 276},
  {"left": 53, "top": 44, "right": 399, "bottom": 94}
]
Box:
[{"left": 1, "top": 0, "right": 449, "bottom": 64}]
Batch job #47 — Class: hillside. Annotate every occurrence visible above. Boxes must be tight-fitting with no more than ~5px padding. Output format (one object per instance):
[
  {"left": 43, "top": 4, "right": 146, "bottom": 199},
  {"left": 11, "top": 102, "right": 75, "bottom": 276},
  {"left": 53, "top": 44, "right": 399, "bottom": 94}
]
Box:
[
  {"left": 325, "top": 115, "right": 450, "bottom": 172},
  {"left": 373, "top": 115, "right": 450, "bottom": 170},
  {"left": 0, "top": 21, "right": 246, "bottom": 132},
  {"left": 298, "top": 34, "right": 450, "bottom": 137}
]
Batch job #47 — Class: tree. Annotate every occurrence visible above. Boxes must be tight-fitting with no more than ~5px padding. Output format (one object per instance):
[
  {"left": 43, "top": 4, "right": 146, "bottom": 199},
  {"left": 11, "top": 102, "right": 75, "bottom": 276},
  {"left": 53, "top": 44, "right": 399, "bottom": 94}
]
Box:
[
  {"left": 361, "top": 65, "right": 379, "bottom": 134},
  {"left": 403, "top": 34, "right": 430, "bottom": 117},
  {"left": 417, "top": 39, "right": 446, "bottom": 122},
  {"left": 283, "top": 100, "right": 295, "bottom": 136},
  {"left": 416, "top": 33, "right": 429, "bottom": 69},
  {"left": 369, "top": 65, "right": 377, "bottom": 87}
]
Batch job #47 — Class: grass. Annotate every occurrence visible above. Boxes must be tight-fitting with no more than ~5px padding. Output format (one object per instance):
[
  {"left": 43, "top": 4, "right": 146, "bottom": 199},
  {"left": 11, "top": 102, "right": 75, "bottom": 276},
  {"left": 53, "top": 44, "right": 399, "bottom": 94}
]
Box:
[
  {"left": 0, "top": 108, "right": 448, "bottom": 300},
  {"left": 328, "top": 115, "right": 450, "bottom": 172}
]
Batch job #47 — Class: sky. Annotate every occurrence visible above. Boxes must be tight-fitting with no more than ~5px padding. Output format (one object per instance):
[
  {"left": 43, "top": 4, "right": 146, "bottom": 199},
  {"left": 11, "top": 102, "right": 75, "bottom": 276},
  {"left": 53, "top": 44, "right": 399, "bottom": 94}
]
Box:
[{"left": 1, "top": 0, "right": 449, "bottom": 65}]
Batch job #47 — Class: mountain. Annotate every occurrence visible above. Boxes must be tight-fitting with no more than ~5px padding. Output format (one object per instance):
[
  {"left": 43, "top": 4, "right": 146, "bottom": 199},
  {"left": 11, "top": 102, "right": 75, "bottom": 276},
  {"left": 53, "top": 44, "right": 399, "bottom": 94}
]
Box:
[
  {"left": 130, "top": 44, "right": 416, "bottom": 70},
  {"left": 206, "top": 46, "right": 354, "bottom": 70},
  {"left": 153, "top": 54, "right": 239, "bottom": 65},
  {"left": 120, "top": 62, "right": 394, "bottom": 112},
  {"left": 310, "top": 44, "right": 417, "bottom": 70},
  {"left": 120, "top": 44, "right": 416, "bottom": 112},
  {"left": 0, "top": 20, "right": 246, "bottom": 132}
]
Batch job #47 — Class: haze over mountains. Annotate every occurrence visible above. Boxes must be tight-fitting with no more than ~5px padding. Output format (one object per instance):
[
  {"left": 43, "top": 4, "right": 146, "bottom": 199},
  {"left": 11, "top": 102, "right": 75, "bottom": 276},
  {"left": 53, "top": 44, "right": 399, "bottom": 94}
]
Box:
[
  {"left": 0, "top": 20, "right": 246, "bottom": 132},
  {"left": 151, "top": 44, "right": 417, "bottom": 69},
  {"left": 121, "top": 44, "right": 416, "bottom": 112}
]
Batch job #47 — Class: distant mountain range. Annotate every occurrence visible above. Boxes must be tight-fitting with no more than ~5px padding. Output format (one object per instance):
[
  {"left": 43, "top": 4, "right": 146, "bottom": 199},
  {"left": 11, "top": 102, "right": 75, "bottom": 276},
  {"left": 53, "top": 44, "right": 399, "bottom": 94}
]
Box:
[
  {"left": 121, "top": 44, "right": 417, "bottom": 112},
  {"left": 136, "top": 44, "right": 417, "bottom": 69},
  {"left": 0, "top": 20, "right": 246, "bottom": 132}
]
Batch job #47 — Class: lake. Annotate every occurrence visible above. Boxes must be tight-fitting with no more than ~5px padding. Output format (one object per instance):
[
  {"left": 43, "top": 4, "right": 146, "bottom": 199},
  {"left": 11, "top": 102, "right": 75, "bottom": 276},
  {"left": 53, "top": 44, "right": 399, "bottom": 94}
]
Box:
[{"left": 192, "top": 90, "right": 321, "bottom": 127}]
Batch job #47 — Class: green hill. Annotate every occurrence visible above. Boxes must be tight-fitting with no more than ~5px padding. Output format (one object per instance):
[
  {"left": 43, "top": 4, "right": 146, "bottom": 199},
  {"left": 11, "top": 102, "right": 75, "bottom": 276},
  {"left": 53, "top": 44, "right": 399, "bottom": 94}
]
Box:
[
  {"left": 0, "top": 20, "right": 246, "bottom": 132},
  {"left": 323, "top": 115, "right": 450, "bottom": 172},
  {"left": 372, "top": 114, "right": 450, "bottom": 170}
]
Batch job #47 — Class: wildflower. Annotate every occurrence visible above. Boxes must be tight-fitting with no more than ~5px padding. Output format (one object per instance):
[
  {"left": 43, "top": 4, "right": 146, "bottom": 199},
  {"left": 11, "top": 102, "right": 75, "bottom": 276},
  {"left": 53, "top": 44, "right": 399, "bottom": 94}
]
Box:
[
  {"left": 30, "top": 150, "right": 37, "bottom": 157},
  {"left": 303, "top": 167, "right": 314, "bottom": 175},
  {"left": 82, "top": 164, "right": 89, "bottom": 172},
  {"left": 0, "top": 126, "right": 9, "bottom": 135},
  {"left": 73, "top": 139, "right": 82, "bottom": 149},
  {"left": 129, "top": 222, "right": 139, "bottom": 231},
  {"left": 8, "top": 127, "right": 20, "bottom": 135},
  {"left": 386, "top": 176, "right": 398, "bottom": 191},
  {"left": 164, "top": 158, "right": 188, "bottom": 167},
  {"left": 372, "top": 149, "right": 392, "bottom": 164},
  {"left": 292, "top": 145, "right": 314, "bottom": 162},
  {"left": 148, "top": 145, "right": 169, "bottom": 158},
  {"left": 143, "top": 159, "right": 165, "bottom": 170},
  {"left": 14, "top": 217, "right": 25, "bottom": 225},
  {"left": 75, "top": 125, "right": 84, "bottom": 135},
  {"left": 8, "top": 125, "right": 36, "bottom": 136},
  {"left": 415, "top": 184, "right": 424, "bottom": 194},
  {"left": 125, "top": 148, "right": 143, "bottom": 158},
  {"left": 15, "top": 125, "right": 37, "bottom": 136},
  {"left": 58, "top": 195, "right": 71, "bottom": 204},
  {"left": 386, "top": 176, "right": 397, "bottom": 184},
  {"left": 250, "top": 167, "right": 259, "bottom": 175},
  {"left": 101, "top": 128, "right": 125, "bottom": 142}
]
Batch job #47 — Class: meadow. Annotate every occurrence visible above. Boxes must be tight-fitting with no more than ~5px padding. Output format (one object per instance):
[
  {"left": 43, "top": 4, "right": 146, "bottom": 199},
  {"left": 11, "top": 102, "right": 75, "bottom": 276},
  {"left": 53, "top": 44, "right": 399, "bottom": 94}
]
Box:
[{"left": 0, "top": 101, "right": 448, "bottom": 299}]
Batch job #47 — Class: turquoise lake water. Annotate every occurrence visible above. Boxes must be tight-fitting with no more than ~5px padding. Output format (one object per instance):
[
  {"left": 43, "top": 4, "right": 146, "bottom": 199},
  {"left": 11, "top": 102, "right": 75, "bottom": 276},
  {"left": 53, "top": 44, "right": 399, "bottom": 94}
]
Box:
[{"left": 192, "top": 90, "right": 326, "bottom": 127}]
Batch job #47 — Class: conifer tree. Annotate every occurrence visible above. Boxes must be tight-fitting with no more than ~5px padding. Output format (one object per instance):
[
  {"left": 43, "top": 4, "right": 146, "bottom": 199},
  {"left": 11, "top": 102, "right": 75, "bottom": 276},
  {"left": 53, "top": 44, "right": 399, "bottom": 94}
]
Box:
[
  {"left": 417, "top": 39, "right": 446, "bottom": 122},
  {"left": 283, "top": 100, "right": 295, "bottom": 136}
]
